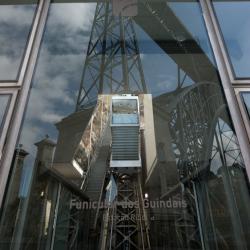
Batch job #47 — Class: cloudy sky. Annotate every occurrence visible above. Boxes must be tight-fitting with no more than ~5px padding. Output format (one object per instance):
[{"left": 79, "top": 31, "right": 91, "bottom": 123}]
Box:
[
  {"left": 0, "top": 4, "right": 36, "bottom": 80},
  {"left": 19, "top": 3, "right": 96, "bottom": 162}
]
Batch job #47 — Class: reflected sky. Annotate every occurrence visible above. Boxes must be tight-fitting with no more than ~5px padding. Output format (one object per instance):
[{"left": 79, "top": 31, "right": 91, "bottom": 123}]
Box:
[
  {"left": 242, "top": 92, "right": 250, "bottom": 119},
  {"left": 168, "top": 1, "right": 216, "bottom": 64},
  {"left": 0, "top": 95, "right": 9, "bottom": 132},
  {"left": 213, "top": 1, "right": 250, "bottom": 78},
  {"left": 136, "top": 25, "right": 194, "bottom": 97},
  {"left": 19, "top": 3, "right": 96, "bottom": 159},
  {"left": 0, "top": 4, "right": 37, "bottom": 80}
]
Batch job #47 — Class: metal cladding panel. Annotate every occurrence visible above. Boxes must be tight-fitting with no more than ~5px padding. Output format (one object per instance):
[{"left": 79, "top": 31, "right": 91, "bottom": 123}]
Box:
[
  {"left": 110, "top": 95, "right": 141, "bottom": 171},
  {"left": 111, "top": 126, "right": 140, "bottom": 161}
]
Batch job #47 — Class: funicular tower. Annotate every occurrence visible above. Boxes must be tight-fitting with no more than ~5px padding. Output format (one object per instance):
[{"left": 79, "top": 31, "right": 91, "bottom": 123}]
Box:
[
  {"left": 75, "top": 1, "right": 150, "bottom": 249},
  {"left": 76, "top": 0, "right": 147, "bottom": 110}
]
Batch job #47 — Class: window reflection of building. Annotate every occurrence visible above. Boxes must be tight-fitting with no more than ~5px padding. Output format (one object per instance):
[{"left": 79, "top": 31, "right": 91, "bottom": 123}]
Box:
[
  {"left": 0, "top": 1, "right": 250, "bottom": 250},
  {"left": 0, "top": 136, "right": 89, "bottom": 250},
  {"left": 0, "top": 147, "right": 28, "bottom": 249},
  {"left": 53, "top": 95, "right": 110, "bottom": 184},
  {"left": 145, "top": 80, "right": 250, "bottom": 249}
]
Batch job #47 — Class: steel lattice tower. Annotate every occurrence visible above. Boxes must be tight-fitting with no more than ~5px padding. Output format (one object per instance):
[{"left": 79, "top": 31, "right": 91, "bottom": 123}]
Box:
[
  {"left": 76, "top": 1, "right": 147, "bottom": 110},
  {"left": 74, "top": 2, "right": 150, "bottom": 249}
]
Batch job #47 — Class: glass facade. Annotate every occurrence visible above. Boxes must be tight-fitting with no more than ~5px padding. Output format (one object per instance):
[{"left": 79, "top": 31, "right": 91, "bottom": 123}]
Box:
[
  {"left": 0, "top": 95, "right": 10, "bottom": 133},
  {"left": 0, "top": 1, "right": 249, "bottom": 250},
  {"left": 213, "top": 1, "right": 250, "bottom": 78},
  {"left": 242, "top": 92, "right": 250, "bottom": 119},
  {"left": 0, "top": 1, "right": 38, "bottom": 80}
]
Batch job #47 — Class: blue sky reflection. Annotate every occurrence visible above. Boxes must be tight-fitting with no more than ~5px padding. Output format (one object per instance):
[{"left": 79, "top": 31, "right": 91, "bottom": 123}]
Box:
[{"left": 213, "top": 1, "right": 250, "bottom": 78}]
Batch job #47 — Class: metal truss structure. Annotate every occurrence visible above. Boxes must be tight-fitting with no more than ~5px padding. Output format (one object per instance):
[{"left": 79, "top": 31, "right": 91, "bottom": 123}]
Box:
[
  {"left": 51, "top": 184, "right": 85, "bottom": 250},
  {"left": 153, "top": 81, "right": 246, "bottom": 249},
  {"left": 76, "top": 1, "right": 147, "bottom": 110},
  {"left": 100, "top": 174, "right": 150, "bottom": 250},
  {"left": 195, "top": 114, "right": 246, "bottom": 250},
  {"left": 167, "top": 82, "right": 225, "bottom": 179},
  {"left": 166, "top": 81, "right": 244, "bottom": 184},
  {"left": 74, "top": 1, "right": 149, "bottom": 249}
]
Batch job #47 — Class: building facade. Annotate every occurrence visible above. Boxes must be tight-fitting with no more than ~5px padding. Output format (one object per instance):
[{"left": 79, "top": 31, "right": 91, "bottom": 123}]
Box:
[{"left": 0, "top": 0, "right": 250, "bottom": 249}]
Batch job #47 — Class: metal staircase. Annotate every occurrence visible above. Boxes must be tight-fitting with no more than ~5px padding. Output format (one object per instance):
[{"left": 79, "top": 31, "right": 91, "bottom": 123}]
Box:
[{"left": 81, "top": 124, "right": 111, "bottom": 250}]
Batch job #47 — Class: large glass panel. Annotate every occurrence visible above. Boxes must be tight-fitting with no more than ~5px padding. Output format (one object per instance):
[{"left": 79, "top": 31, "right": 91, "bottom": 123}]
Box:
[
  {"left": 0, "top": 1, "right": 250, "bottom": 250},
  {"left": 241, "top": 92, "right": 250, "bottom": 119},
  {"left": 0, "top": 95, "right": 10, "bottom": 134},
  {"left": 212, "top": 1, "right": 250, "bottom": 78},
  {"left": 0, "top": 1, "right": 37, "bottom": 80}
]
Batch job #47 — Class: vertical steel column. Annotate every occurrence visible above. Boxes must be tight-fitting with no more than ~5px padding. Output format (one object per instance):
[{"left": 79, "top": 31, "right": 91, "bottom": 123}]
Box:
[
  {"left": 98, "top": 3, "right": 110, "bottom": 94},
  {"left": 119, "top": 15, "right": 129, "bottom": 92}
]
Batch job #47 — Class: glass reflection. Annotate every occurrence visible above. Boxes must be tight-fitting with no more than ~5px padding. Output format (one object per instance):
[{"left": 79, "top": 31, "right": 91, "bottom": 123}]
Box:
[
  {"left": 0, "top": 2, "right": 37, "bottom": 80},
  {"left": 0, "top": 95, "right": 10, "bottom": 133},
  {"left": 0, "top": 1, "right": 250, "bottom": 250},
  {"left": 213, "top": 1, "right": 250, "bottom": 78},
  {"left": 0, "top": 2, "right": 96, "bottom": 249},
  {"left": 242, "top": 92, "right": 250, "bottom": 119}
]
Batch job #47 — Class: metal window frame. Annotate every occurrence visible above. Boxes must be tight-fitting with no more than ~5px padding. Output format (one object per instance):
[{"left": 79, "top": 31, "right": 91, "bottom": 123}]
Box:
[
  {"left": 209, "top": 0, "right": 250, "bottom": 84},
  {"left": 0, "top": 1, "right": 40, "bottom": 86},
  {"left": 0, "top": 0, "right": 51, "bottom": 208},
  {"left": 0, "top": 89, "right": 18, "bottom": 160},
  {"left": 200, "top": 0, "right": 250, "bottom": 181}
]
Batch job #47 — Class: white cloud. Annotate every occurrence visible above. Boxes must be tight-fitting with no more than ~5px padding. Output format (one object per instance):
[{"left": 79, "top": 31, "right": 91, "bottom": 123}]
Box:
[
  {"left": 40, "top": 113, "right": 64, "bottom": 124},
  {"left": 0, "top": 5, "right": 36, "bottom": 79},
  {"left": 50, "top": 3, "right": 96, "bottom": 31},
  {"left": 0, "top": 5, "right": 35, "bottom": 26},
  {"left": 19, "top": 3, "right": 96, "bottom": 152},
  {"left": 0, "top": 55, "right": 17, "bottom": 79}
]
